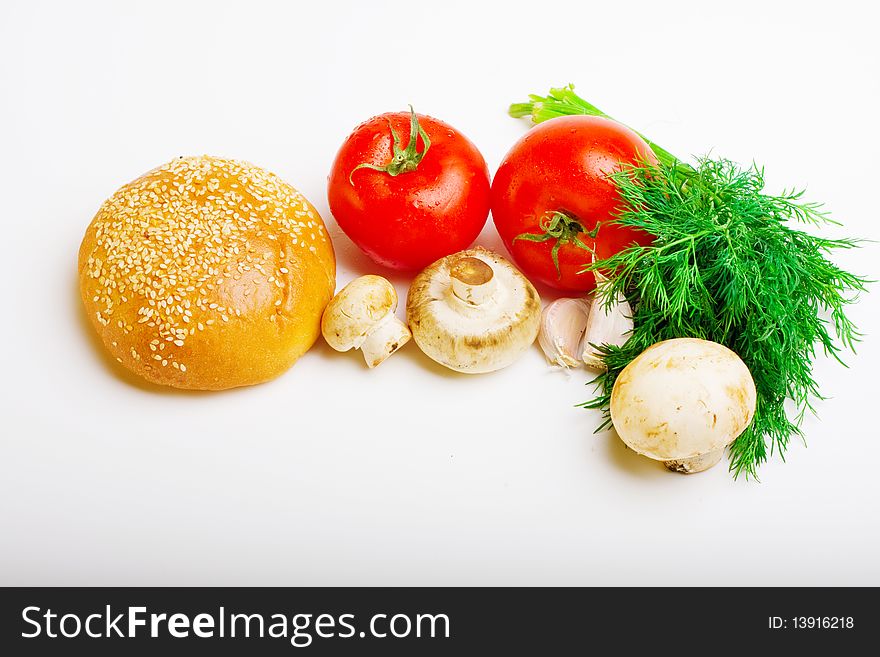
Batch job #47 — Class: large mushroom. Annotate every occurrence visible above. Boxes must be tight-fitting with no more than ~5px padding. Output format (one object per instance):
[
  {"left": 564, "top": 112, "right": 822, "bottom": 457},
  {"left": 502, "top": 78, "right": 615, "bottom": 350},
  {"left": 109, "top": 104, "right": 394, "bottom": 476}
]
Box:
[
  {"left": 406, "top": 247, "right": 541, "bottom": 373},
  {"left": 321, "top": 275, "right": 411, "bottom": 368},
  {"left": 610, "top": 338, "right": 757, "bottom": 473}
]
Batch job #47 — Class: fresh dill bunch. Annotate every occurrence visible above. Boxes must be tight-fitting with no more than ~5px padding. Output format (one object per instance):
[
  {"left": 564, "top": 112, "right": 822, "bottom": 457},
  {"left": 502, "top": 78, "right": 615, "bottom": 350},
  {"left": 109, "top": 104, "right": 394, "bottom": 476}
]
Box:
[
  {"left": 511, "top": 85, "right": 870, "bottom": 478},
  {"left": 582, "top": 158, "right": 867, "bottom": 477}
]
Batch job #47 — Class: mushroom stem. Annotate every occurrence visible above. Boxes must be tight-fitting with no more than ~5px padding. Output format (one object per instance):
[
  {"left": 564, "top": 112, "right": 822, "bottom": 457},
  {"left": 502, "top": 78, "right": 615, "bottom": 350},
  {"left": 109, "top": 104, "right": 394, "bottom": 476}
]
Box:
[
  {"left": 664, "top": 448, "right": 725, "bottom": 474},
  {"left": 450, "top": 256, "right": 496, "bottom": 305},
  {"left": 359, "top": 312, "right": 411, "bottom": 368}
]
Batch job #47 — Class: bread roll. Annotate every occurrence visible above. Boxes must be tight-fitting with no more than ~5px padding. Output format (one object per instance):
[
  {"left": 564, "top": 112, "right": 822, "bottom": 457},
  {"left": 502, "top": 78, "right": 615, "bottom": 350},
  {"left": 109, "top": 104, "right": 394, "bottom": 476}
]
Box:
[{"left": 79, "top": 156, "right": 336, "bottom": 390}]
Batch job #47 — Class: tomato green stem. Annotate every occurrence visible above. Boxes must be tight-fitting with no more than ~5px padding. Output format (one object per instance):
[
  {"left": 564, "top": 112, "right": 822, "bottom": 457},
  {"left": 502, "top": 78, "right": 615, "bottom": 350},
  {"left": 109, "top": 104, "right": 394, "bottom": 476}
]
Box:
[
  {"left": 513, "top": 211, "right": 598, "bottom": 278},
  {"left": 349, "top": 105, "right": 432, "bottom": 184}
]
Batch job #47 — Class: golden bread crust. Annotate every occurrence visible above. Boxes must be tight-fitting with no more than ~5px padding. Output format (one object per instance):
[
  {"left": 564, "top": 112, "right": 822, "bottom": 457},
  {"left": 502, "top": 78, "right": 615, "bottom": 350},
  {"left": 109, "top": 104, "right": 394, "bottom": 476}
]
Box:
[{"left": 79, "top": 156, "right": 336, "bottom": 390}]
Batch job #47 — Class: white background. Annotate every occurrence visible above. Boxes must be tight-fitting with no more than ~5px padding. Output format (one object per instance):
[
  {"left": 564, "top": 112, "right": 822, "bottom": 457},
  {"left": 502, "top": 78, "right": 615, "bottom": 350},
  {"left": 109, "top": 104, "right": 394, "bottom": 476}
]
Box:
[{"left": 1, "top": 0, "right": 878, "bottom": 585}]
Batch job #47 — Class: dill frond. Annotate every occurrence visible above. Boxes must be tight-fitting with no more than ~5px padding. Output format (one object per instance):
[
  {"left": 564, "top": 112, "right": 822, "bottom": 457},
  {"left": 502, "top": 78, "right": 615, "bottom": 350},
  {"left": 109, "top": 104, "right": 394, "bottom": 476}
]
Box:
[{"left": 581, "top": 158, "right": 868, "bottom": 478}]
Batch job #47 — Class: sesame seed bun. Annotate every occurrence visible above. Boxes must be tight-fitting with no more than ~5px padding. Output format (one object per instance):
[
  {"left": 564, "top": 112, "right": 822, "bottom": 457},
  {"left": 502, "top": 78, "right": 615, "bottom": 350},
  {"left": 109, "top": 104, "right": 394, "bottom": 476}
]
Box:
[{"left": 79, "top": 156, "right": 336, "bottom": 390}]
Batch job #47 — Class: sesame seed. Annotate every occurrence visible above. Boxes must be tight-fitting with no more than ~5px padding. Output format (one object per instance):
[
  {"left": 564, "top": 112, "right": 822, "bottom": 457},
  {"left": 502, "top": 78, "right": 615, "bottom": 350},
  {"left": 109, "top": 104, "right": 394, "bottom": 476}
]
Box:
[{"left": 83, "top": 156, "right": 323, "bottom": 353}]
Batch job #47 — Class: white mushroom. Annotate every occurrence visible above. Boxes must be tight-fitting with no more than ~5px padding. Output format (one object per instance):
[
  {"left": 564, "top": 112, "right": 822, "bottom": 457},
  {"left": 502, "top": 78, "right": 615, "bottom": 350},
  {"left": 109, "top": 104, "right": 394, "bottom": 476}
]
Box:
[
  {"left": 321, "top": 275, "right": 411, "bottom": 368},
  {"left": 406, "top": 247, "right": 541, "bottom": 373},
  {"left": 538, "top": 297, "right": 592, "bottom": 368},
  {"left": 610, "top": 338, "right": 757, "bottom": 473}
]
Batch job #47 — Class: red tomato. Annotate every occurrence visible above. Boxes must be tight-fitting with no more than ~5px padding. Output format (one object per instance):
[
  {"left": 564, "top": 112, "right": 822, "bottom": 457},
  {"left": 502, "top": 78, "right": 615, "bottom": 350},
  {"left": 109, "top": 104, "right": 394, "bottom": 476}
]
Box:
[
  {"left": 491, "top": 115, "right": 656, "bottom": 292},
  {"left": 328, "top": 108, "right": 491, "bottom": 271}
]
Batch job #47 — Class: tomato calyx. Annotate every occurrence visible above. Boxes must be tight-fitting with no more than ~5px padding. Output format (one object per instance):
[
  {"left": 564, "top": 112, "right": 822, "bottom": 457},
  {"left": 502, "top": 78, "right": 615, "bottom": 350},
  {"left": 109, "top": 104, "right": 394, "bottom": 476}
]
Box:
[
  {"left": 349, "top": 106, "right": 432, "bottom": 184},
  {"left": 513, "top": 211, "right": 599, "bottom": 278}
]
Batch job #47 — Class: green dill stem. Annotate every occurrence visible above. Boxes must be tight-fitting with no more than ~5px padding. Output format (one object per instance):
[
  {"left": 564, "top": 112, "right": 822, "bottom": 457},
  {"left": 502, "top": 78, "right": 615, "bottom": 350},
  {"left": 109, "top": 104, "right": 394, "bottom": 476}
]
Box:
[
  {"left": 508, "top": 84, "right": 680, "bottom": 169},
  {"left": 508, "top": 102, "right": 535, "bottom": 118}
]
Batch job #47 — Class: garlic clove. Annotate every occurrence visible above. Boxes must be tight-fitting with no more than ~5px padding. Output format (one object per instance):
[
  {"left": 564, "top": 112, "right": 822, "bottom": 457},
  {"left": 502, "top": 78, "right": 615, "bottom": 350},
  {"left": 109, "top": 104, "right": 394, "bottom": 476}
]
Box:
[
  {"left": 538, "top": 297, "right": 592, "bottom": 368},
  {"left": 581, "top": 272, "right": 633, "bottom": 371}
]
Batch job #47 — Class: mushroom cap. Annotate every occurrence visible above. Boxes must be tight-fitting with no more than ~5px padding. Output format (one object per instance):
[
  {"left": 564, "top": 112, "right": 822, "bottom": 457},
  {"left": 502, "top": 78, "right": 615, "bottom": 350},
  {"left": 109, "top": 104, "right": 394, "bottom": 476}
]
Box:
[
  {"left": 321, "top": 275, "right": 398, "bottom": 352},
  {"left": 406, "top": 247, "right": 541, "bottom": 373},
  {"left": 610, "top": 338, "right": 757, "bottom": 462}
]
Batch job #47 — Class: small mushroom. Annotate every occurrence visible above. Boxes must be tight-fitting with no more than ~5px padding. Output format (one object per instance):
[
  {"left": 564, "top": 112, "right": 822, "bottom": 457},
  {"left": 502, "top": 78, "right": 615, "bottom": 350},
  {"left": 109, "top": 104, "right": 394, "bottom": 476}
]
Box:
[
  {"left": 321, "top": 275, "right": 411, "bottom": 368},
  {"left": 406, "top": 247, "right": 541, "bottom": 373},
  {"left": 610, "top": 338, "right": 757, "bottom": 473}
]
